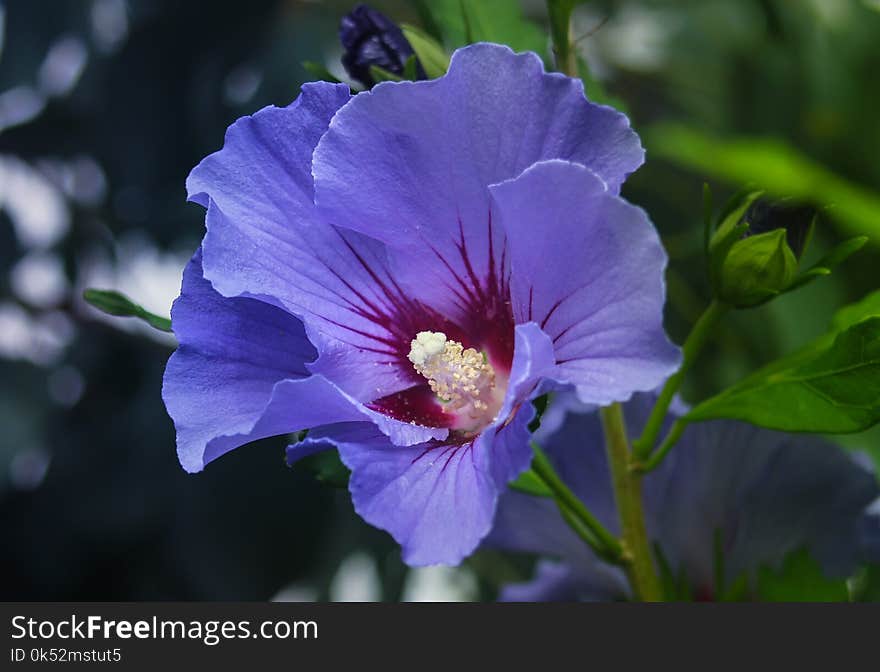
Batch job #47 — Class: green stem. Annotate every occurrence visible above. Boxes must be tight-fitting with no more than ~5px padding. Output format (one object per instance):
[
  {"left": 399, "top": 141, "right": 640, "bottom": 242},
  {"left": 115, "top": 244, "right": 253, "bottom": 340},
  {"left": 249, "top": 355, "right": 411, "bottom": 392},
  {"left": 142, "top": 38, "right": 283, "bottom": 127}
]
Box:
[
  {"left": 531, "top": 443, "right": 624, "bottom": 564},
  {"left": 600, "top": 404, "right": 662, "bottom": 601},
  {"left": 633, "top": 299, "right": 728, "bottom": 461},
  {"left": 547, "top": 0, "right": 579, "bottom": 77},
  {"left": 634, "top": 419, "right": 687, "bottom": 474}
]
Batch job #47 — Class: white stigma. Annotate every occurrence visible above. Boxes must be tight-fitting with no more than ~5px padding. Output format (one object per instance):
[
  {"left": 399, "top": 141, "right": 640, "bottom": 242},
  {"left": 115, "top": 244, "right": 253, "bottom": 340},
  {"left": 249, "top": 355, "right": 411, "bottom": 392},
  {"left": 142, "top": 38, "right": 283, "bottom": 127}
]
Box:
[
  {"left": 408, "top": 331, "right": 496, "bottom": 415},
  {"left": 407, "top": 331, "right": 448, "bottom": 367}
]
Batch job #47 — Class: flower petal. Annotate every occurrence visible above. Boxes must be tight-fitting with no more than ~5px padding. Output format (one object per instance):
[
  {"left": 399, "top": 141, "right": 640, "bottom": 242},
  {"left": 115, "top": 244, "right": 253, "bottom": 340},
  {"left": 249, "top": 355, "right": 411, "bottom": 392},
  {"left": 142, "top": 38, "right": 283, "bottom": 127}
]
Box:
[
  {"left": 313, "top": 43, "right": 643, "bottom": 319},
  {"left": 163, "top": 250, "right": 314, "bottom": 472},
  {"left": 291, "top": 405, "right": 533, "bottom": 566},
  {"left": 489, "top": 160, "right": 681, "bottom": 405},
  {"left": 163, "top": 251, "right": 445, "bottom": 473}
]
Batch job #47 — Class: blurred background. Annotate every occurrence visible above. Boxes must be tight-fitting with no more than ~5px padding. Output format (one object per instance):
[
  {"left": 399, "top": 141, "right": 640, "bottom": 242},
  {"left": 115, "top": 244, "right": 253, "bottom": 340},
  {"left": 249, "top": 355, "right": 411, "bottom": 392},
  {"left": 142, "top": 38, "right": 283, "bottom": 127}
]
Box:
[{"left": 1, "top": 0, "right": 879, "bottom": 601}]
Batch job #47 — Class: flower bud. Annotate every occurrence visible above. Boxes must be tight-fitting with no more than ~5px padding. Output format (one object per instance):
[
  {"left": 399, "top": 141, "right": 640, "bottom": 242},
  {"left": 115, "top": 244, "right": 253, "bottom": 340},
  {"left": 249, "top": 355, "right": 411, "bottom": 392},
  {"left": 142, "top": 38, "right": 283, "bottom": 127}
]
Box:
[
  {"left": 339, "top": 4, "right": 425, "bottom": 87},
  {"left": 709, "top": 194, "right": 809, "bottom": 308}
]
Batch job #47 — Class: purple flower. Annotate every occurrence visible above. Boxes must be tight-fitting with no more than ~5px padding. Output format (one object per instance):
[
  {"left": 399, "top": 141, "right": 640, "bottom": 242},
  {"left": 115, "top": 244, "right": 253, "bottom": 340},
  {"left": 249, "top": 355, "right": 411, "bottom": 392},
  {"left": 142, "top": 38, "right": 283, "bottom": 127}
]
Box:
[
  {"left": 163, "top": 44, "right": 680, "bottom": 565},
  {"left": 488, "top": 394, "right": 879, "bottom": 600},
  {"left": 339, "top": 4, "right": 424, "bottom": 87}
]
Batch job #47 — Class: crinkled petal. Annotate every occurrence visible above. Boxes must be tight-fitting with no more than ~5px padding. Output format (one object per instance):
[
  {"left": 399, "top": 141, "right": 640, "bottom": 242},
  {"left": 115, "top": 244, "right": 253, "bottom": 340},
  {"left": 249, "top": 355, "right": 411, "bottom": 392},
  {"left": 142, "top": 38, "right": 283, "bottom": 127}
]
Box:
[
  {"left": 163, "top": 250, "right": 316, "bottom": 472},
  {"left": 163, "top": 251, "right": 446, "bottom": 472},
  {"left": 489, "top": 160, "right": 681, "bottom": 405},
  {"left": 313, "top": 43, "right": 643, "bottom": 319}
]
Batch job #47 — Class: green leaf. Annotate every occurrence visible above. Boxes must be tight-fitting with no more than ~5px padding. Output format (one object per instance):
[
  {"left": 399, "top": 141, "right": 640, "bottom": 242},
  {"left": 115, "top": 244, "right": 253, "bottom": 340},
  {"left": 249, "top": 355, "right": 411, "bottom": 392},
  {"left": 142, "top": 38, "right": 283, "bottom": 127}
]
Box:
[
  {"left": 417, "top": 0, "right": 547, "bottom": 57},
  {"left": 369, "top": 65, "right": 404, "bottom": 83},
  {"left": 646, "top": 124, "right": 880, "bottom": 241},
  {"left": 301, "top": 61, "right": 344, "bottom": 84},
  {"left": 718, "top": 574, "right": 751, "bottom": 602},
  {"left": 400, "top": 24, "right": 450, "bottom": 79},
  {"left": 757, "top": 548, "right": 849, "bottom": 602},
  {"left": 401, "top": 54, "right": 420, "bottom": 81},
  {"left": 528, "top": 393, "right": 551, "bottom": 433},
  {"left": 83, "top": 289, "right": 172, "bottom": 332},
  {"left": 509, "top": 468, "right": 552, "bottom": 497},
  {"left": 814, "top": 235, "right": 869, "bottom": 272},
  {"left": 654, "top": 543, "right": 693, "bottom": 601},
  {"left": 296, "top": 449, "right": 351, "bottom": 489},
  {"left": 851, "top": 565, "right": 880, "bottom": 602},
  {"left": 832, "top": 288, "right": 880, "bottom": 332},
  {"left": 685, "top": 316, "right": 880, "bottom": 433},
  {"left": 787, "top": 235, "right": 868, "bottom": 292}
]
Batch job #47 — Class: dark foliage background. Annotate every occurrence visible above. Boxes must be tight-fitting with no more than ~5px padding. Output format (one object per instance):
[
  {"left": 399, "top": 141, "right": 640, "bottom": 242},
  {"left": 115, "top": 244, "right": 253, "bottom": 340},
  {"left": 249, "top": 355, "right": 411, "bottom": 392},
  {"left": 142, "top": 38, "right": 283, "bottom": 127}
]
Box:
[{"left": 1, "top": 0, "right": 878, "bottom": 600}]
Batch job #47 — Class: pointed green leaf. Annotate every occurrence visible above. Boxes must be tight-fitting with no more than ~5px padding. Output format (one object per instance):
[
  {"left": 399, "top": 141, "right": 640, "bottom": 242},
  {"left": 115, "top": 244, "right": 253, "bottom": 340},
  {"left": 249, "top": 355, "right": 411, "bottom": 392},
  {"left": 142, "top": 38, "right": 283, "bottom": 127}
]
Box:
[
  {"left": 416, "top": 0, "right": 547, "bottom": 57},
  {"left": 787, "top": 235, "right": 868, "bottom": 292},
  {"left": 811, "top": 235, "right": 868, "bottom": 272},
  {"left": 757, "top": 548, "right": 849, "bottom": 602},
  {"left": 302, "top": 61, "right": 344, "bottom": 84},
  {"left": 83, "top": 289, "right": 172, "bottom": 332},
  {"left": 654, "top": 543, "right": 693, "bottom": 601},
  {"left": 528, "top": 393, "right": 551, "bottom": 433},
  {"left": 685, "top": 316, "right": 880, "bottom": 433},
  {"left": 296, "top": 449, "right": 351, "bottom": 489},
  {"left": 369, "top": 65, "right": 404, "bottom": 83},
  {"left": 832, "top": 288, "right": 880, "bottom": 332},
  {"left": 401, "top": 54, "right": 420, "bottom": 81},
  {"left": 717, "top": 573, "right": 751, "bottom": 601},
  {"left": 786, "top": 266, "right": 831, "bottom": 292},
  {"left": 400, "top": 24, "right": 450, "bottom": 79},
  {"left": 646, "top": 124, "right": 880, "bottom": 241},
  {"left": 851, "top": 564, "right": 880, "bottom": 602}
]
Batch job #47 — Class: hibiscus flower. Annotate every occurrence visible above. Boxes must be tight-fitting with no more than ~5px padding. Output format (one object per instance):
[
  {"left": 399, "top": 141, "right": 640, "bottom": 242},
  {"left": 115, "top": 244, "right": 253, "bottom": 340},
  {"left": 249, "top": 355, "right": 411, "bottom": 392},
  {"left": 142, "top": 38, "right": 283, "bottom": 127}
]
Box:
[{"left": 163, "top": 44, "right": 679, "bottom": 565}]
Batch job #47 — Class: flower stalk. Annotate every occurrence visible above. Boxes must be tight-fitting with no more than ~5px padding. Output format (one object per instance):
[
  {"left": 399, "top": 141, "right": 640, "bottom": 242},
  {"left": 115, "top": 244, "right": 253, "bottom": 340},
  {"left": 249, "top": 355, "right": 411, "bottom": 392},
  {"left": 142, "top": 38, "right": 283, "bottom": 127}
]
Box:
[
  {"left": 634, "top": 418, "right": 686, "bottom": 474},
  {"left": 633, "top": 299, "right": 728, "bottom": 462},
  {"left": 547, "top": 0, "right": 579, "bottom": 77},
  {"left": 530, "top": 443, "right": 624, "bottom": 564},
  {"left": 600, "top": 403, "right": 663, "bottom": 601}
]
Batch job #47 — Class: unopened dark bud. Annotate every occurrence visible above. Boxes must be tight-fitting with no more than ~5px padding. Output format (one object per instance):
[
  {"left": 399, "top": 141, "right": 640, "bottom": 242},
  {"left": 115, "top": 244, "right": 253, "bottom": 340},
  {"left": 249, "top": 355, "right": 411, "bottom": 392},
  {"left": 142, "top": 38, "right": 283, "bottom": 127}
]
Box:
[{"left": 339, "top": 4, "right": 425, "bottom": 87}]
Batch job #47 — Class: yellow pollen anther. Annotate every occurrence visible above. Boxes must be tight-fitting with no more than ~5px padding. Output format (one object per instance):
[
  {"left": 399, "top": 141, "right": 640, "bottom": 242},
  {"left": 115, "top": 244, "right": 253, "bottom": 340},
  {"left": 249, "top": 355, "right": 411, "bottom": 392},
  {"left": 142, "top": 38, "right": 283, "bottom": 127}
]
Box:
[{"left": 408, "top": 331, "right": 496, "bottom": 415}]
